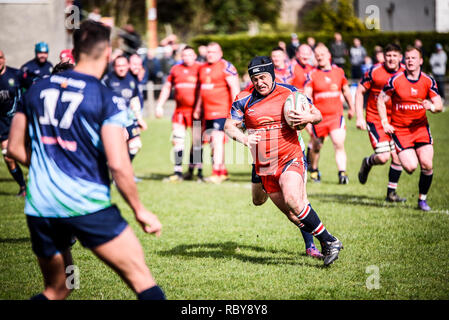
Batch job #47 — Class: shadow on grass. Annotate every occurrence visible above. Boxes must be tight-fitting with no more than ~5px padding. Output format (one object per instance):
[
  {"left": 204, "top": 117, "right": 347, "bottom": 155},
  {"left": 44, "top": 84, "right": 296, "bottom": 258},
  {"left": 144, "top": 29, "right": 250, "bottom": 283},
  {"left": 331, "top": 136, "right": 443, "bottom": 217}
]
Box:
[
  {"left": 0, "top": 178, "right": 14, "bottom": 182},
  {"left": 308, "top": 192, "right": 416, "bottom": 210},
  {"left": 0, "top": 237, "right": 29, "bottom": 244},
  {"left": 137, "top": 173, "right": 170, "bottom": 181},
  {"left": 157, "top": 241, "right": 321, "bottom": 268},
  {"left": 0, "top": 191, "right": 18, "bottom": 196}
]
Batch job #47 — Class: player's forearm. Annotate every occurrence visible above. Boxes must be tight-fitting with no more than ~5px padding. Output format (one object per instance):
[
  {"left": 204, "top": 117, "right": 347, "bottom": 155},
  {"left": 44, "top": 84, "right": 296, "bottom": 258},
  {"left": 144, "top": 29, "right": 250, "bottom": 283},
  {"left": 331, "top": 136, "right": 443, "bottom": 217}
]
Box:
[
  {"left": 102, "top": 125, "right": 143, "bottom": 214},
  {"left": 193, "top": 95, "right": 202, "bottom": 114},
  {"left": 130, "top": 97, "right": 143, "bottom": 119},
  {"left": 226, "top": 76, "right": 240, "bottom": 101},
  {"left": 309, "top": 106, "right": 322, "bottom": 124},
  {"left": 155, "top": 83, "right": 171, "bottom": 109},
  {"left": 224, "top": 120, "right": 246, "bottom": 145},
  {"left": 355, "top": 87, "right": 365, "bottom": 120},
  {"left": 111, "top": 166, "right": 144, "bottom": 213},
  {"left": 377, "top": 93, "right": 389, "bottom": 122},
  {"left": 343, "top": 87, "right": 355, "bottom": 112},
  {"left": 6, "top": 112, "right": 30, "bottom": 166},
  {"left": 430, "top": 96, "right": 444, "bottom": 113}
]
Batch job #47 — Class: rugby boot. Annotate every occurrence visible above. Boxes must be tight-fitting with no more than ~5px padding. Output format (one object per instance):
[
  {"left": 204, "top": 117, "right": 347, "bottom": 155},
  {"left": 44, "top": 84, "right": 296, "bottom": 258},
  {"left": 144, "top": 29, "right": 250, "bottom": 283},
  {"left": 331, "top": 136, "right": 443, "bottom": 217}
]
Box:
[
  {"left": 358, "top": 157, "right": 372, "bottom": 184},
  {"left": 306, "top": 244, "right": 324, "bottom": 260},
  {"left": 321, "top": 238, "right": 343, "bottom": 266},
  {"left": 204, "top": 174, "right": 223, "bottom": 184},
  {"left": 418, "top": 200, "right": 431, "bottom": 212},
  {"left": 163, "top": 173, "right": 183, "bottom": 183},
  {"left": 385, "top": 191, "right": 407, "bottom": 203},
  {"left": 310, "top": 170, "right": 321, "bottom": 183},
  {"left": 338, "top": 171, "right": 349, "bottom": 184}
]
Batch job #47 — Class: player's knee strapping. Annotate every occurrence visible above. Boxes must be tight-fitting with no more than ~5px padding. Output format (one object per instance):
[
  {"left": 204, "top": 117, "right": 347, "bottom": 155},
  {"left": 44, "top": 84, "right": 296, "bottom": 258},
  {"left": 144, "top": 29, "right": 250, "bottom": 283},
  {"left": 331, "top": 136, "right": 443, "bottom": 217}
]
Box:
[
  {"left": 128, "top": 138, "right": 142, "bottom": 155},
  {"left": 172, "top": 128, "right": 186, "bottom": 167},
  {"left": 375, "top": 141, "right": 391, "bottom": 154}
]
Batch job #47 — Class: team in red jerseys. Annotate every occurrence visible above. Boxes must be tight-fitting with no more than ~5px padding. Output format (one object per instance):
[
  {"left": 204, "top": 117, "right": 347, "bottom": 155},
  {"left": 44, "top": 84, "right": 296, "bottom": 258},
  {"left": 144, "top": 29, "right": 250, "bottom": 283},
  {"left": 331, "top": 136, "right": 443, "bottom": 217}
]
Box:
[
  {"left": 155, "top": 46, "right": 203, "bottom": 182},
  {"left": 194, "top": 42, "right": 240, "bottom": 184},
  {"left": 155, "top": 41, "right": 442, "bottom": 213},
  {"left": 304, "top": 43, "right": 355, "bottom": 184},
  {"left": 378, "top": 45, "right": 443, "bottom": 211},
  {"left": 355, "top": 43, "right": 408, "bottom": 202}
]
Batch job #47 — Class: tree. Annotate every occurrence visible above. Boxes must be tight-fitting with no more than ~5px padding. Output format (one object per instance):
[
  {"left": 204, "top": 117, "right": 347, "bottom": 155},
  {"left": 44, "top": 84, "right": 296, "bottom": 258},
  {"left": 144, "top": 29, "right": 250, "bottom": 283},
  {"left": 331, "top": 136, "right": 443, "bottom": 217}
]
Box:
[
  {"left": 302, "top": 0, "right": 366, "bottom": 33},
  {"left": 157, "top": 0, "right": 281, "bottom": 39}
]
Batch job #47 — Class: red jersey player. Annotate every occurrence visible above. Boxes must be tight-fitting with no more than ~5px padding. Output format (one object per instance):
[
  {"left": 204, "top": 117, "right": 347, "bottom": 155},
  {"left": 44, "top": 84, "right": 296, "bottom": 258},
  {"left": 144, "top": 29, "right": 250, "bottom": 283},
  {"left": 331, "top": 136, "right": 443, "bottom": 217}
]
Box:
[
  {"left": 355, "top": 43, "right": 407, "bottom": 202},
  {"left": 193, "top": 42, "right": 240, "bottom": 184},
  {"left": 271, "top": 47, "right": 295, "bottom": 85},
  {"left": 225, "top": 55, "right": 343, "bottom": 266},
  {"left": 304, "top": 43, "right": 355, "bottom": 184},
  {"left": 155, "top": 46, "right": 203, "bottom": 182},
  {"left": 291, "top": 44, "right": 315, "bottom": 172},
  {"left": 291, "top": 44, "right": 314, "bottom": 92},
  {"left": 378, "top": 46, "right": 443, "bottom": 211}
]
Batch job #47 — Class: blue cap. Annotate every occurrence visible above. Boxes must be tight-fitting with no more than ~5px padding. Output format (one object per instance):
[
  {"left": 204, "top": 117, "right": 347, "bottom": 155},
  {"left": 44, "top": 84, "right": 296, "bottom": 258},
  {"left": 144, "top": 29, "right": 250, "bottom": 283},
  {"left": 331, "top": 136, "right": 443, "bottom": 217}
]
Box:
[
  {"left": 35, "top": 42, "right": 49, "bottom": 54},
  {"left": 436, "top": 43, "right": 442, "bottom": 50}
]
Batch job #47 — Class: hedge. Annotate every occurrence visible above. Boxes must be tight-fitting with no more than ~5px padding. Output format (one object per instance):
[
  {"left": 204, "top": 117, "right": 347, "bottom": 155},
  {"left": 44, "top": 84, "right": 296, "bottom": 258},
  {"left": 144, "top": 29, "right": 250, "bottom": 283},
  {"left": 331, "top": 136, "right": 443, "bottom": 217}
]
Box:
[{"left": 190, "top": 31, "right": 449, "bottom": 77}]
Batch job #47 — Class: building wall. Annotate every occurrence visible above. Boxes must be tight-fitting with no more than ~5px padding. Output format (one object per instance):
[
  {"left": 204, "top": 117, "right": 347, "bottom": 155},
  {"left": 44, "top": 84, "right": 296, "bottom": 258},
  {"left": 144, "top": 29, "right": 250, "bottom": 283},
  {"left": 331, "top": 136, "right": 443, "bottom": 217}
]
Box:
[
  {"left": 436, "top": 0, "right": 449, "bottom": 32},
  {"left": 356, "top": 0, "right": 435, "bottom": 32},
  {"left": 0, "top": 0, "right": 69, "bottom": 69}
]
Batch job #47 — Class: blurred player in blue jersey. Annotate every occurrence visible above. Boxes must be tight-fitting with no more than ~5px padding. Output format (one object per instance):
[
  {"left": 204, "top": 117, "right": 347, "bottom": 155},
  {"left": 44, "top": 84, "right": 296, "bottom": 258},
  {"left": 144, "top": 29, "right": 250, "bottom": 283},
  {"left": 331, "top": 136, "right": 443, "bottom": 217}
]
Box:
[
  {"left": 129, "top": 53, "right": 146, "bottom": 108},
  {"left": 7, "top": 20, "right": 165, "bottom": 300},
  {"left": 0, "top": 50, "right": 26, "bottom": 196},
  {"left": 103, "top": 55, "right": 147, "bottom": 163},
  {"left": 19, "top": 42, "right": 53, "bottom": 91}
]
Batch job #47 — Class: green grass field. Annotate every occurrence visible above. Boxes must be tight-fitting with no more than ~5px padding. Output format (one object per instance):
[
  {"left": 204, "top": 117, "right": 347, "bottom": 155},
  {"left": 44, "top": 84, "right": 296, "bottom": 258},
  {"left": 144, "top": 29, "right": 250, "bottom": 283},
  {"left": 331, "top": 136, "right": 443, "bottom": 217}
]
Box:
[{"left": 1, "top": 110, "right": 448, "bottom": 300}]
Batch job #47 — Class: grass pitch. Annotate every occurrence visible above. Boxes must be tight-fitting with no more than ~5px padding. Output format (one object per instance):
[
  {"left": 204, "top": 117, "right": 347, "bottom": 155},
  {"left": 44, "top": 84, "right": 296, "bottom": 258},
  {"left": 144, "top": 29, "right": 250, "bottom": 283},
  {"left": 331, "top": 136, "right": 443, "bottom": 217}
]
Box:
[{"left": 1, "top": 110, "right": 448, "bottom": 300}]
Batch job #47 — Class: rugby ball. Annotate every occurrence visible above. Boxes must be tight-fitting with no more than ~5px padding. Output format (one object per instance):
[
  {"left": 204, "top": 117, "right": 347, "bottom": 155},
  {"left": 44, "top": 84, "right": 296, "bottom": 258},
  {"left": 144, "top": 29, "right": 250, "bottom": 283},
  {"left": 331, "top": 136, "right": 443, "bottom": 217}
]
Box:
[{"left": 283, "top": 91, "right": 310, "bottom": 130}]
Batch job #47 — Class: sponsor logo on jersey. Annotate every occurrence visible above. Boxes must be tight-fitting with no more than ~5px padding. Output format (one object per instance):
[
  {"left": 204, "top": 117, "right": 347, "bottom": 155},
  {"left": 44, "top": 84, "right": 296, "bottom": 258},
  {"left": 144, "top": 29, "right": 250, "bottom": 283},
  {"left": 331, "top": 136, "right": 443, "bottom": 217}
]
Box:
[
  {"left": 395, "top": 103, "right": 424, "bottom": 111},
  {"left": 201, "top": 83, "right": 214, "bottom": 90},
  {"left": 256, "top": 116, "right": 275, "bottom": 125},
  {"left": 121, "top": 88, "right": 133, "bottom": 99}
]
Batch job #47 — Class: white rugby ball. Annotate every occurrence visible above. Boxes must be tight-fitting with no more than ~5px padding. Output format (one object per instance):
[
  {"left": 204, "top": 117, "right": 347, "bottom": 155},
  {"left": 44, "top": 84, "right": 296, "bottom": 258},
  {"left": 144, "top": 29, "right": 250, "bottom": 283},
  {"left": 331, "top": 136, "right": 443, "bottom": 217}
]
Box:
[{"left": 283, "top": 91, "right": 310, "bottom": 130}]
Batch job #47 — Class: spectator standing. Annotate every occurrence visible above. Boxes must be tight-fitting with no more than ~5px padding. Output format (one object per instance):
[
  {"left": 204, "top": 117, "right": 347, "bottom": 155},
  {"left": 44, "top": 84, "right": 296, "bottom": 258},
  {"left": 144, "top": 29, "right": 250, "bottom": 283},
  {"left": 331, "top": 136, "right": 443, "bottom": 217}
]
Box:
[
  {"left": 196, "top": 45, "right": 207, "bottom": 63},
  {"left": 373, "top": 45, "right": 384, "bottom": 64},
  {"left": 430, "top": 43, "right": 447, "bottom": 100},
  {"left": 330, "top": 32, "right": 348, "bottom": 70},
  {"left": 350, "top": 38, "right": 367, "bottom": 80},
  {"left": 361, "top": 56, "right": 373, "bottom": 76},
  {"left": 307, "top": 37, "right": 316, "bottom": 51},
  {"left": 87, "top": 7, "right": 101, "bottom": 21},
  {"left": 286, "top": 33, "right": 300, "bottom": 60}
]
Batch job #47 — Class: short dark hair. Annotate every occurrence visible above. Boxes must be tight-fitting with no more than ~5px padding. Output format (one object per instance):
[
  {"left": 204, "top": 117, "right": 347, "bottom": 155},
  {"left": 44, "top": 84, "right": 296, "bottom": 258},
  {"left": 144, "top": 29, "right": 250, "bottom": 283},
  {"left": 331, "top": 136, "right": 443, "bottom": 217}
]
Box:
[
  {"left": 113, "top": 55, "right": 129, "bottom": 66},
  {"left": 73, "top": 20, "right": 111, "bottom": 63},
  {"left": 271, "top": 46, "right": 284, "bottom": 53},
  {"left": 384, "top": 43, "right": 402, "bottom": 55},
  {"left": 405, "top": 45, "right": 422, "bottom": 58},
  {"left": 183, "top": 45, "right": 194, "bottom": 52},
  {"left": 51, "top": 61, "right": 74, "bottom": 75}
]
